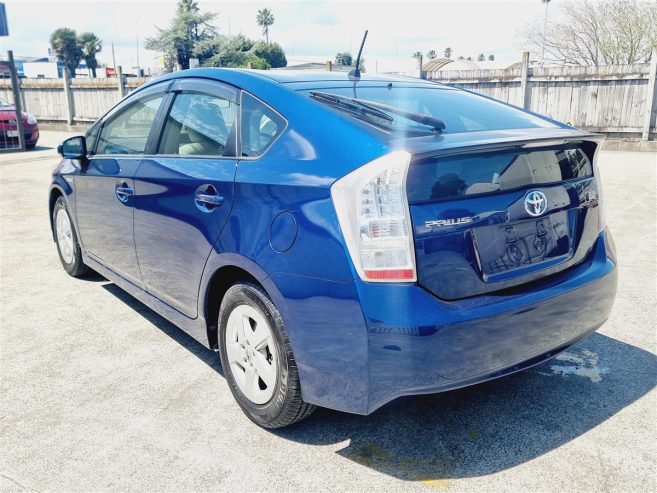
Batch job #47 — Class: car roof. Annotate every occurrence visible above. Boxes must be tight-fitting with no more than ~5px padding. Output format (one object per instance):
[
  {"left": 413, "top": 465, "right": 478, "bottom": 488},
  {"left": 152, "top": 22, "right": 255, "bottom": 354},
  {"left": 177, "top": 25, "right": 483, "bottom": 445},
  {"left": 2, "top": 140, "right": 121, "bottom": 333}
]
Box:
[
  {"left": 239, "top": 69, "right": 439, "bottom": 85},
  {"left": 155, "top": 68, "right": 450, "bottom": 92}
]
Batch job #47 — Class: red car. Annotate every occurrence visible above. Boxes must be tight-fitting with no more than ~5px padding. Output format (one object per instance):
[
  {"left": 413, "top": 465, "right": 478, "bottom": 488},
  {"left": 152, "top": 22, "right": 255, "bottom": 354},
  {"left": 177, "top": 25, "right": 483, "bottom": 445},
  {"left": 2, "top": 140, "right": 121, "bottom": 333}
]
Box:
[{"left": 0, "top": 97, "right": 39, "bottom": 149}]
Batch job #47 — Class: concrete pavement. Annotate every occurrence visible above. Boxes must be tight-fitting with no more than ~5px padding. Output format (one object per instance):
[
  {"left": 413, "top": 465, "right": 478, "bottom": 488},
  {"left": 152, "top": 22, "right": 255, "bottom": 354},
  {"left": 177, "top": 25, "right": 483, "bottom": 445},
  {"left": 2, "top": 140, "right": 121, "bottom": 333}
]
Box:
[{"left": 1, "top": 132, "right": 655, "bottom": 491}]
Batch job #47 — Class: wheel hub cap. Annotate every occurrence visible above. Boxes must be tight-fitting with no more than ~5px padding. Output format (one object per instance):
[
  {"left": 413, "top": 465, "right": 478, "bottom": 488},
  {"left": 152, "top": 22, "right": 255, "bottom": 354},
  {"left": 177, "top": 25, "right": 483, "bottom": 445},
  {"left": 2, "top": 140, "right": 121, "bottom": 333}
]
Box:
[
  {"left": 55, "top": 208, "right": 74, "bottom": 265},
  {"left": 225, "top": 304, "right": 278, "bottom": 404}
]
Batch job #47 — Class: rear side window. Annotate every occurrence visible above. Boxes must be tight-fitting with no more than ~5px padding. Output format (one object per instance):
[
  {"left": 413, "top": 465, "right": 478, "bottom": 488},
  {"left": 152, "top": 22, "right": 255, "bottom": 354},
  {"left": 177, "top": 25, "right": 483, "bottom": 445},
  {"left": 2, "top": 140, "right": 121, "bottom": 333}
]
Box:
[
  {"left": 240, "top": 92, "right": 285, "bottom": 158},
  {"left": 157, "top": 92, "right": 237, "bottom": 156},
  {"left": 96, "top": 94, "right": 165, "bottom": 155},
  {"left": 407, "top": 147, "right": 593, "bottom": 202}
]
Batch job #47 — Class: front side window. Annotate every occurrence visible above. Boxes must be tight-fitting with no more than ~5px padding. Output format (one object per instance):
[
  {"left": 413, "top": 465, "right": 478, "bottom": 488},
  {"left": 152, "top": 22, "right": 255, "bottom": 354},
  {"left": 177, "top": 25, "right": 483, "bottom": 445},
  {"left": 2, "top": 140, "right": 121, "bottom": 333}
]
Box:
[
  {"left": 157, "top": 92, "right": 237, "bottom": 156},
  {"left": 96, "top": 94, "right": 165, "bottom": 155},
  {"left": 240, "top": 92, "right": 285, "bottom": 158}
]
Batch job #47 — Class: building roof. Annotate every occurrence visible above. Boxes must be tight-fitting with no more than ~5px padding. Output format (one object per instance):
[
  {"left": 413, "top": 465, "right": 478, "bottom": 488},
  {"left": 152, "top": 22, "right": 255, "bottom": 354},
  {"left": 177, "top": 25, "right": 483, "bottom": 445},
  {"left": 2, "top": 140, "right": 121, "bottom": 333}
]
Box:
[{"left": 423, "top": 58, "right": 480, "bottom": 72}]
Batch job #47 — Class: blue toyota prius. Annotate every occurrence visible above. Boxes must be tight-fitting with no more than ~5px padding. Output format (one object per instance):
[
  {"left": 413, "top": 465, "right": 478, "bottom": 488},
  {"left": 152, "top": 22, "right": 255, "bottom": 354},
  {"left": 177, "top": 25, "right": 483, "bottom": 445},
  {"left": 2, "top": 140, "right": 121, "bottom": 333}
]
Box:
[{"left": 50, "top": 69, "right": 618, "bottom": 428}]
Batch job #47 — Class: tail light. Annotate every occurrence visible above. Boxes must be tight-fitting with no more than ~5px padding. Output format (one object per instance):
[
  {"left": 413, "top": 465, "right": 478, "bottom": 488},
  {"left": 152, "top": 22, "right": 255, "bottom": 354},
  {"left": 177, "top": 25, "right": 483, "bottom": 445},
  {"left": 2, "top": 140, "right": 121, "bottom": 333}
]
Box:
[
  {"left": 590, "top": 141, "right": 606, "bottom": 232},
  {"left": 331, "top": 151, "right": 416, "bottom": 282}
]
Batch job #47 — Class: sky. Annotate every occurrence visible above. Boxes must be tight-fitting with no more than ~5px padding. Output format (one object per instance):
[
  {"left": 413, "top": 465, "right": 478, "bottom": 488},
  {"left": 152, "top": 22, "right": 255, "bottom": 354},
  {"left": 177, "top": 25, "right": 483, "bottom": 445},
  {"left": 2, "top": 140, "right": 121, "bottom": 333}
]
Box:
[{"left": 0, "top": 0, "right": 556, "bottom": 72}]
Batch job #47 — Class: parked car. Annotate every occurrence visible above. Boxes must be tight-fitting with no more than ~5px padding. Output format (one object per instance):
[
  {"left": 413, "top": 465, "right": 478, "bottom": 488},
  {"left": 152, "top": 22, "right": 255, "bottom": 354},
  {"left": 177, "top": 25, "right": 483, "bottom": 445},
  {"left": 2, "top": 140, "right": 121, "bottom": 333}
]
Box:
[
  {"left": 0, "top": 97, "right": 39, "bottom": 149},
  {"left": 49, "top": 69, "right": 617, "bottom": 428}
]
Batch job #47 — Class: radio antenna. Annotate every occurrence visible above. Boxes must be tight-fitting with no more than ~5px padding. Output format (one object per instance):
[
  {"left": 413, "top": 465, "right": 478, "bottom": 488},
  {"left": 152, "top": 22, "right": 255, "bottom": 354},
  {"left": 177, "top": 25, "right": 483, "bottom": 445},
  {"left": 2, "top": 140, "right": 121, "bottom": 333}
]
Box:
[{"left": 349, "top": 30, "right": 368, "bottom": 78}]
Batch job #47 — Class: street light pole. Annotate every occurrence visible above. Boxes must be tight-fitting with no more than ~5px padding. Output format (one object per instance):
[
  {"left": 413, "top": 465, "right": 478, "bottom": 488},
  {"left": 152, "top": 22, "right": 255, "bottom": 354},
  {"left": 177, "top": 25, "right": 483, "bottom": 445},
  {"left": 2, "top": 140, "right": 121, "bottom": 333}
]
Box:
[{"left": 541, "top": 0, "right": 551, "bottom": 65}]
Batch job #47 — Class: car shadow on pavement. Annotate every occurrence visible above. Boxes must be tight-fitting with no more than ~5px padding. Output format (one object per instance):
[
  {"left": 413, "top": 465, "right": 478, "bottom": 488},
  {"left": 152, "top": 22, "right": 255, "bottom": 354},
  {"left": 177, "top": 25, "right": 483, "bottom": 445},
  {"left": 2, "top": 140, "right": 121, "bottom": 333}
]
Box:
[
  {"left": 276, "top": 332, "right": 657, "bottom": 481},
  {"left": 99, "top": 283, "right": 656, "bottom": 482},
  {"left": 101, "top": 283, "right": 223, "bottom": 375}
]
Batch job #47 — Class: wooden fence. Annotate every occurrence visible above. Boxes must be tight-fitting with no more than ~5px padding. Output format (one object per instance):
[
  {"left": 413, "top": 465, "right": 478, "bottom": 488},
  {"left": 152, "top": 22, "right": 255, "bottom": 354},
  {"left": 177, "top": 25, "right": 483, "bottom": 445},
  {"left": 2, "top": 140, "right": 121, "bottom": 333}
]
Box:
[
  {"left": 426, "top": 53, "right": 657, "bottom": 141},
  {"left": 0, "top": 69, "right": 151, "bottom": 125},
  {"left": 2, "top": 56, "right": 656, "bottom": 141}
]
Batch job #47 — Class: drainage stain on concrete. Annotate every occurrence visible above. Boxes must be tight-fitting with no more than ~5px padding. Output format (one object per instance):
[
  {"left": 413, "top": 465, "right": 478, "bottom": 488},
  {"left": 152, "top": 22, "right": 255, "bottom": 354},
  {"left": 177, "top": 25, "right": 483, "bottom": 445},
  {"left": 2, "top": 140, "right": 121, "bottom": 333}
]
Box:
[
  {"left": 339, "top": 441, "right": 452, "bottom": 488},
  {"left": 549, "top": 349, "right": 609, "bottom": 382}
]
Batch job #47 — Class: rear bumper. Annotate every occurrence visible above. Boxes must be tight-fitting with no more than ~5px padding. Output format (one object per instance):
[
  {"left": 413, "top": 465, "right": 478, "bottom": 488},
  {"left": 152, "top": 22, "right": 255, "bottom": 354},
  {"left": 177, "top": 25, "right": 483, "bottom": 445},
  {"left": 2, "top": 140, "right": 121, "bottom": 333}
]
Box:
[{"left": 269, "top": 230, "right": 617, "bottom": 415}]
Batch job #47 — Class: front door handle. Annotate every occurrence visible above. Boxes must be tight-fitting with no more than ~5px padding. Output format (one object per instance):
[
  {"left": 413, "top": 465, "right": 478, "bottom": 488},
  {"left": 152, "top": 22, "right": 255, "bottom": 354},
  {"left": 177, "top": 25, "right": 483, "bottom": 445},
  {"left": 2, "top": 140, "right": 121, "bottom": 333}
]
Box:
[
  {"left": 115, "top": 182, "right": 133, "bottom": 203},
  {"left": 194, "top": 185, "right": 223, "bottom": 211}
]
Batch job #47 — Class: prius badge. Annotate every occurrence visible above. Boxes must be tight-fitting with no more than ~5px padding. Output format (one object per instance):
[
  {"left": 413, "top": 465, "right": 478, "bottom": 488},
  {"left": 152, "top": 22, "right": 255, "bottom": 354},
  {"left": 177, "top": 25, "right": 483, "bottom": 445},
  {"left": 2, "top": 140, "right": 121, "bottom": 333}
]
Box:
[{"left": 425, "top": 216, "right": 472, "bottom": 229}]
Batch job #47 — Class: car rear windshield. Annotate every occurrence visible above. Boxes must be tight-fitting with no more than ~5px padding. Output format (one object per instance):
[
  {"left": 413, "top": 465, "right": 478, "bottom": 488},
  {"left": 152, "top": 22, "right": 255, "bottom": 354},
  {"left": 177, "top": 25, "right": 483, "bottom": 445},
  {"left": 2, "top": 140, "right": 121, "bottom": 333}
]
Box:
[
  {"left": 303, "top": 86, "right": 556, "bottom": 134},
  {"left": 407, "top": 146, "right": 593, "bottom": 203}
]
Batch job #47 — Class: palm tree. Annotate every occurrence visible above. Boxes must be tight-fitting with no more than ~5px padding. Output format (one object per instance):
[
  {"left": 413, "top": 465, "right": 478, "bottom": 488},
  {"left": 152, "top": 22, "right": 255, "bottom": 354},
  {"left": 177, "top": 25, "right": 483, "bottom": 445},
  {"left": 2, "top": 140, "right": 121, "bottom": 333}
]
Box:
[
  {"left": 444, "top": 47, "right": 452, "bottom": 59},
  {"left": 426, "top": 50, "right": 437, "bottom": 60},
  {"left": 50, "top": 28, "right": 82, "bottom": 78},
  {"left": 412, "top": 51, "right": 422, "bottom": 60},
  {"left": 78, "top": 32, "right": 102, "bottom": 77},
  {"left": 256, "top": 8, "right": 275, "bottom": 43}
]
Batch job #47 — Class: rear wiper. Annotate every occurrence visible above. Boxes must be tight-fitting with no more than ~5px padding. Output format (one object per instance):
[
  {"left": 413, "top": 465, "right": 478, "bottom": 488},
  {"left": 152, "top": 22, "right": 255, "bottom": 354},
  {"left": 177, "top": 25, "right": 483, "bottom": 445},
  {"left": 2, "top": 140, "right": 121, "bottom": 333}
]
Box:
[
  {"left": 353, "top": 98, "right": 446, "bottom": 132},
  {"left": 310, "top": 91, "right": 394, "bottom": 125},
  {"left": 310, "top": 91, "right": 446, "bottom": 133}
]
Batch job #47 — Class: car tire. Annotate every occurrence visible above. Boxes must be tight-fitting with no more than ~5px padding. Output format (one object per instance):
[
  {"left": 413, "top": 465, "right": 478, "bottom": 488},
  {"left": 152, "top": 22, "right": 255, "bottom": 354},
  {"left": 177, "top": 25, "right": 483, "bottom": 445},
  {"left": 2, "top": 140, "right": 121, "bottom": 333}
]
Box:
[
  {"left": 53, "top": 196, "right": 88, "bottom": 277},
  {"left": 218, "top": 282, "right": 316, "bottom": 428}
]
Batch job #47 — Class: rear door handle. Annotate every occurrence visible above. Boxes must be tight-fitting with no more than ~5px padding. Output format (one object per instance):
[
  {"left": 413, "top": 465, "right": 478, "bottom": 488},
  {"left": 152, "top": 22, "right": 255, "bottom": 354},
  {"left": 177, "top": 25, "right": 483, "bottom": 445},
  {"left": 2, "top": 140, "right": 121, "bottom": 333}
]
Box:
[
  {"left": 195, "top": 193, "right": 224, "bottom": 206},
  {"left": 194, "top": 185, "right": 223, "bottom": 211},
  {"left": 115, "top": 182, "right": 133, "bottom": 203}
]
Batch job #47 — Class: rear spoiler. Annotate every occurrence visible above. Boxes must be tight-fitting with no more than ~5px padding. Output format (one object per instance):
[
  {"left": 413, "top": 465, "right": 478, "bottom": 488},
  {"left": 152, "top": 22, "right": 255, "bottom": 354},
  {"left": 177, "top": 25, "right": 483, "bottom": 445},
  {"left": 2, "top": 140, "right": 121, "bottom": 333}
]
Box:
[{"left": 393, "top": 127, "right": 604, "bottom": 161}]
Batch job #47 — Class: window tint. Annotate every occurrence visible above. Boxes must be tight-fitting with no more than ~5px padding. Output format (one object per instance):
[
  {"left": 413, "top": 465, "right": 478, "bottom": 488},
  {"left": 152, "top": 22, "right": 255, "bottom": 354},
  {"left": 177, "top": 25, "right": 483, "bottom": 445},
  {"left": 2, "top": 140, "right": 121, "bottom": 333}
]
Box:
[
  {"left": 241, "top": 92, "right": 285, "bottom": 157},
  {"left": 157, "top": 92, "right": 236, "bottom": 156},
  {"left": 85, "top": 121, "right": 101, "bottom": 154},
  {"left": 96, "top": 94, "right": 164, "bottom": 155},
  {"left": 305, "top": 86, "right": 556, "bottom": 134},
  {"left": 407, "top": 147, "right": 593, "bottom": 202}
]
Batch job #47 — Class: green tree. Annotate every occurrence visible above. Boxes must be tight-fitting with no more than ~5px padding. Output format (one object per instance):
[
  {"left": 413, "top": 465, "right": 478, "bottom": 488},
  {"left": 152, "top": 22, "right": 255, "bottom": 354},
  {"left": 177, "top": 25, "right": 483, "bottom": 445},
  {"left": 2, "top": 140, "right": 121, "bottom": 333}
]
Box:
[
  {"left": 412, "top": 51, "right": 422, "bottom": 59},
  {"left": 256, "top": 8, "right": 275, "bottom": 44},
  {"left": 254, "top": 41, "right": 287, "bottom": 68},
  {"left": 78, "top": 32, "right": 102, "bottom": 77},
  {"left": 488, "top": 54, "right": 495, "bottom": 61},
  {"left": 145, "top": 0, "right": 217, "bottom": 70},
  {"left": 426, "top": 49, "right": 437, "bottom": 60},
  {"left": 335, "top": 52, "right": 352, "bottom": 66},
  {"left": 444, "top": 47, "right": 452, "bottom": 58},
  {"left": 198, "top": 34, "right": 270, "bottom": 69},
  {"left": 477, "top": 53, "right": 485, "bottom": 61},
  {"left": 50, "top": 28, "right": 82, "bottom": 78}
]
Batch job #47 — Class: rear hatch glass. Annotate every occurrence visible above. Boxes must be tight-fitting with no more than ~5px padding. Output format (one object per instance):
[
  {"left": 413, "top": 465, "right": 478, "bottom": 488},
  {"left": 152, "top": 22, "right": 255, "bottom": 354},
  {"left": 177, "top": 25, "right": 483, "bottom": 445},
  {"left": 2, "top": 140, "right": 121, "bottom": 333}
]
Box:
[
  {"left": 304, "top": 86, "right": 557, "bottom": 134},
  {"left": 408, "top": 143, "right": 602, "bottom": 299}
]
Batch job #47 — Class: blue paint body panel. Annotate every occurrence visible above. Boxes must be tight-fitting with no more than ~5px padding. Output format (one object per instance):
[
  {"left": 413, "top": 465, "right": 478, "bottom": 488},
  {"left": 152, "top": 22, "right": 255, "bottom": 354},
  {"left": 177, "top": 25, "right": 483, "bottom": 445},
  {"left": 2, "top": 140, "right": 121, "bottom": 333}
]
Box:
[{"left": 49, "top": 68, "right": 618, "bottom": 415}]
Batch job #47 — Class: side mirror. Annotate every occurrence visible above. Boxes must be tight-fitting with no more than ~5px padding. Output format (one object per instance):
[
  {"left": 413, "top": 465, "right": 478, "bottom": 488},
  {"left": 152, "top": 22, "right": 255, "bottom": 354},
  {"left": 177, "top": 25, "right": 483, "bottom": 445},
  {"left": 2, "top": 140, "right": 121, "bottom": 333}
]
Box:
[{"left": 58, "top": 136, "right": 87, "bottom": 160}]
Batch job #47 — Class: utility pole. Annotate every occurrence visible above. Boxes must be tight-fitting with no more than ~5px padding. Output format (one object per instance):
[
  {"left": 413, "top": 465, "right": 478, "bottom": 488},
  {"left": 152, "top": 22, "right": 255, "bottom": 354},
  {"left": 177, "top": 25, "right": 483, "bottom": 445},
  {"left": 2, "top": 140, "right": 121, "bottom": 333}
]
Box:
[
  {"left": 541, "top": 0, "right": 552, "bottom": 65},
  {"left": 135, "top": 16, "right": 141, "bottom": 76},
  {"left": 136, "top": 32, "right": 140, "bottom": 75},
  {"left": 111, "top": 42, "right": 116, "bottom": 70},
  {"left": 7, "top": 50, "right": 26, "bottom": 151}
]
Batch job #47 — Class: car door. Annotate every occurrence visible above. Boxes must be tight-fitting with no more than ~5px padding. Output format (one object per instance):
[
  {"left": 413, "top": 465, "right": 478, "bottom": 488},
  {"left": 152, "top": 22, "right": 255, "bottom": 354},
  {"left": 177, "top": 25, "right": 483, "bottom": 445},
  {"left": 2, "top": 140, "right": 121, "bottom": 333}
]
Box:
[
  {"left": 133, "top": 79, "right": 238, "bottom": 318},
  {"left": 75, "top": 84, "right": 169, "bottom": 287}
]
